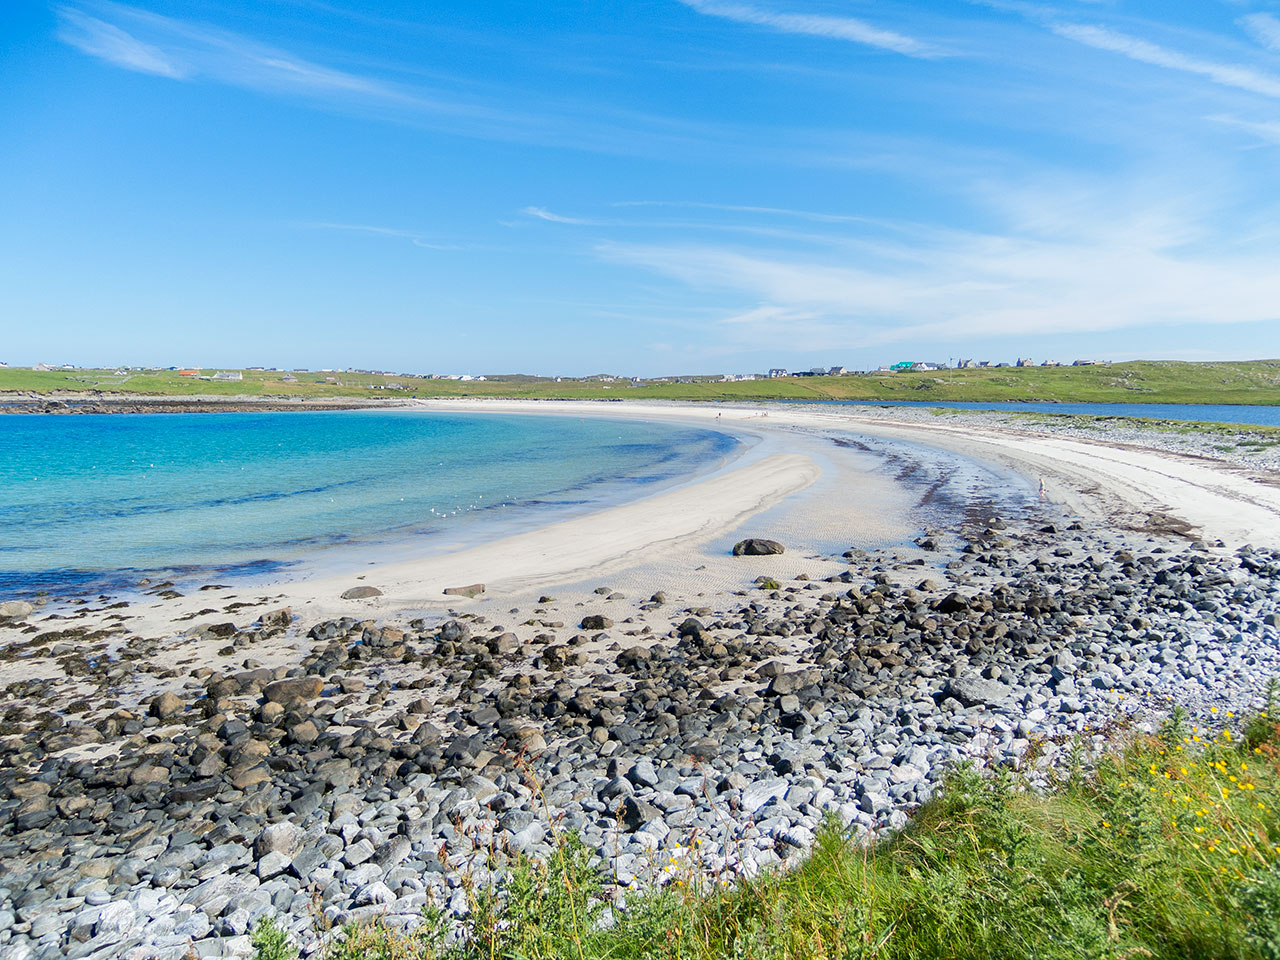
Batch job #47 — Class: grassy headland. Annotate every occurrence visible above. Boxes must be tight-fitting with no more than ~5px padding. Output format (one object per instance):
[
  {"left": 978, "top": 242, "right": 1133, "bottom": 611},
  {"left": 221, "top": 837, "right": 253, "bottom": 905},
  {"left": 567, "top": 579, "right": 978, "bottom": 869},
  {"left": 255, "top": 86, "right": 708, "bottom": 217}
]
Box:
[
  {"left": 255, "top": 696, "right": 1280, "bottom": 960},
  {"left": 5, "top": 359, "right": 1280, "bottom": 405}
]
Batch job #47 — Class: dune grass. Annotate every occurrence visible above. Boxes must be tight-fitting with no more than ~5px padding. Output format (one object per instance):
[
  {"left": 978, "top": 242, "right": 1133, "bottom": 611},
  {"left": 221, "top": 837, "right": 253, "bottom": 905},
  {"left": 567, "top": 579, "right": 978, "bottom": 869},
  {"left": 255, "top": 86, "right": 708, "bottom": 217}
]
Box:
[
  {"left": 253, "top": 685, "right": 1280, "bottom": 960},
  {"left": 8, "top": 359, "right": 1280, "bottom": 406}
]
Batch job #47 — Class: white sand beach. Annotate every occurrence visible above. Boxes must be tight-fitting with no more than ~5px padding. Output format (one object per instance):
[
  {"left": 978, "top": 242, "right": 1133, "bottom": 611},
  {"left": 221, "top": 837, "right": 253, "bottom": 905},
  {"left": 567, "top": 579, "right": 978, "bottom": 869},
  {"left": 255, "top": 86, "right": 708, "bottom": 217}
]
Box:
[
  {"left": 7, "top": 397, "right": 1280, "bottom": 960},
  {"left": 22, "top": 397, "right": 1277, "bottom": 649}
]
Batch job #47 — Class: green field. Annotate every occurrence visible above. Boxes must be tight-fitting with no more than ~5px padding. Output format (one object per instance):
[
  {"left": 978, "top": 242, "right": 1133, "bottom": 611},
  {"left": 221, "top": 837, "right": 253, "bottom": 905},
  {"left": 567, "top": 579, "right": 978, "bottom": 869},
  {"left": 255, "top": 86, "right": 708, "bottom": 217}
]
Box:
[{"left": 4, "top": 360, "right": 1280, "bottom": 405}]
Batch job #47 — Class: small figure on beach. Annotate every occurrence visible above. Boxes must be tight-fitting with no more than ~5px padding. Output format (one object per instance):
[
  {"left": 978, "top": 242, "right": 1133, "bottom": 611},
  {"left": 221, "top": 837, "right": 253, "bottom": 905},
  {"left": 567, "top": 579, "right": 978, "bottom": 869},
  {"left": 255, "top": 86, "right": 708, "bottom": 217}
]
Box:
[{"left": 1039, "top": 476, "right": 1046, "bottom": 498}]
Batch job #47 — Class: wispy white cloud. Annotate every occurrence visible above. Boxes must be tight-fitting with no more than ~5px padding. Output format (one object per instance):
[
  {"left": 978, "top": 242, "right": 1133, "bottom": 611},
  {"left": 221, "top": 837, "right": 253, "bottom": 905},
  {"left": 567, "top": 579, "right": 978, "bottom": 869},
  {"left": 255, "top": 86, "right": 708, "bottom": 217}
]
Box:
[
  {"left": 595, "top": 192, "right": 1280, "bottom": 347},
  {"left": 300, "top": 221, "right": 466, "bottom": 250},
  {"left": 677, "top": 0, "right": 941, "bottom": 58},
  {"left": 1208, "top": 114, "right": 1280, "bottom": 146},
  {"left": 1052, "top": 22, "right": 1280, "bottom": 99},
  {"left": 53, "top": 3, "right": 675, "bottom": 151},
  {"left": 57, "top": 3, "right": 895, "bottom": 162},
  {"left": 1241, "top": 13, "right": 1280, "bottom": 53},
  {"left": 517, "top": 204, "right": 885, "bottom": 245},
  {"left": 719, "top": 303, "right": 821, "bottom": 327},
  {"left": 56, "top": 6, "right": 185, "bottom": 78},
  {"left": 520, "top": 206, "right": 602, "bottom": 226},
  {"left": 612, "top": 200, "right": 887, "bottom": 225},
  {"left": 55, "top": 4, "right": 438, "bottom": 106}
]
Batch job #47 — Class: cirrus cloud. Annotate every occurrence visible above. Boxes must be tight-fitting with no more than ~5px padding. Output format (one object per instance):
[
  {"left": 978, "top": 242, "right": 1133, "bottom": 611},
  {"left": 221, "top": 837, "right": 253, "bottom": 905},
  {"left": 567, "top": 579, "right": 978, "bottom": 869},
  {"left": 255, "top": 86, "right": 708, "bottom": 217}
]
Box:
[{"left": 676, "top": 0, "right": 942, "bottom": 58}]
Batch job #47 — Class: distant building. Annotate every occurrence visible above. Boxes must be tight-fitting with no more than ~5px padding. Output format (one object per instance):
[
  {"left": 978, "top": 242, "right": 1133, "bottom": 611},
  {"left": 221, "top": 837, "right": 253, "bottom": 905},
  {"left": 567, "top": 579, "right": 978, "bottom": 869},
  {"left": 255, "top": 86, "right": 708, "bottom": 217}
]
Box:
[
  {"left": 827, "top": 366, "right": 848, "bottom": 376},
  {"left": 768, "top": 368, "right": 788, "bottom": 378},
  {"left": 178, "top": 369, "right": 199, "bottom": 377},
  {"left": 212, "top": 370, "right": 243, "bottom": 381},
  {"left": 1016, "top": 357, "right": 1033, "bottom": 367},
  {"left": 1041, "top": 360, "right": 1062, "bottom": 367},
  {"left": 957, "top": 359, "right": 976, "bottom": 368},
  {"left": 890, "top": 361, "right": 914, "bottom": 371},
  {"left": 281, "top": 374, "right": 298, "bottom": 383},
  {"left": 1072, "top": 359, "right": 1107, "bottom": 366}
]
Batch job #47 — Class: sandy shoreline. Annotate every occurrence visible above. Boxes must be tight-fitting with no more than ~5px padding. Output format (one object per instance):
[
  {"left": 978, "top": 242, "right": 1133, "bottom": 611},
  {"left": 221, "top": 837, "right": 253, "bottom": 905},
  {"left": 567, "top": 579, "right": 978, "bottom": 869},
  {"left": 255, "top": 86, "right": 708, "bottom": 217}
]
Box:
[
  {"left": 7, "top": 397, "right": 1280, "bottom": 641},
  {"left": 5, "top": 398, "right": 1280, "bottom": 958},
  {"left": 410, "top": 397, "right": 1280, "bottom": 547}
]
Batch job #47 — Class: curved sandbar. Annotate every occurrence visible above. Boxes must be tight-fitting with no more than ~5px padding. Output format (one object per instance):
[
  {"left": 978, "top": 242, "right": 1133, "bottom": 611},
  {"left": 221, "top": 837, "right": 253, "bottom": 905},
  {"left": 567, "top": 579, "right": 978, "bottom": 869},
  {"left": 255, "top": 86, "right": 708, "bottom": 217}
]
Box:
[
  {"left": 10, "top": 395, "right": 1280, "bottom": 642},
  {"left": 419, "top": 398, "right": 1280, "bottom": 550},
  {"left": 284, "top": 450, "right": 820, "bottom": 616}
]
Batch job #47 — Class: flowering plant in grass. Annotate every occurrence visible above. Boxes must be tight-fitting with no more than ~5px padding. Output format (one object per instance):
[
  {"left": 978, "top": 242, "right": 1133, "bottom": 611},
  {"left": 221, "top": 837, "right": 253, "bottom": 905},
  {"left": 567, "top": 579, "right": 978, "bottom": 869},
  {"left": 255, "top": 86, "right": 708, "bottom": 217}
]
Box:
[{"left": 252, "top": 682, "right": 1280, "bottom": 960}]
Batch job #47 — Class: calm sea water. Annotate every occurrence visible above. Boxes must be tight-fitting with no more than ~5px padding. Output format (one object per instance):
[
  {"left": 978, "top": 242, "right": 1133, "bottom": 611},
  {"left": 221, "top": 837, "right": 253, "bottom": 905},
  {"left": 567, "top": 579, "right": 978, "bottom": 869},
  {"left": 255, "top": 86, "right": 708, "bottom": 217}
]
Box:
[
  {"left": 0, "top": 410, "right": 739, "bottom": 597},
  {"left": 804, "top": 400, "right": 1280, "bottom": 427}
]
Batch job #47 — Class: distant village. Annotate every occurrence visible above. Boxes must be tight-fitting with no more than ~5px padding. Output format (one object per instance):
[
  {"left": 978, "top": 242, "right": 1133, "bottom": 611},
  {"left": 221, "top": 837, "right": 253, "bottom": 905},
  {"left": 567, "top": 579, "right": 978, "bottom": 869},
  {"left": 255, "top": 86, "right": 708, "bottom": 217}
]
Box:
[{"left": 5, "top": 358, "right": 1111, "bottom": 388}]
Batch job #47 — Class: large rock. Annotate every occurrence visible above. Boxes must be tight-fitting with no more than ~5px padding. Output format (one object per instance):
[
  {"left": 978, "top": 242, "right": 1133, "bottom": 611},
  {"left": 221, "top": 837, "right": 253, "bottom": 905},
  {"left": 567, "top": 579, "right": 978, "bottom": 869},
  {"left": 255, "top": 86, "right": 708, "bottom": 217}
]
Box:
[
  {"left": 935, "top": 592, "right": 970, "bottom": 614},
  {"left": 581, "top": 615, "right": 613, "bottom": 630},
  {"left": 732, "top": 538, "right": 785, "bottom": 556},
  {"left": 340, "top": 585, "right": 382, "bottom": 600},
  {"left": 128, "top": 763, "right": 170, "bottom": 786},
  {"left": 943, "top": 676, "right": 1011, "bottom": 706},
  {"left": 255, "top": 822, "right": 305, "bottom": 859},
  {"left": 767, "top": 670, "right": 818, "bottom": 696},
  {"left": 150, "top": 691, "right": 185, "bottom": 720},
  {"left": 740, "top": 778, "right": 789, "bottom": 814},
  {"left": 443, "top": 583, "right": 485, "bottom": 598},
  {"left": 228, "top": 763, "right": 272, "bottom": 790},
  {"left": 620, "top": 796, "right": 661, "bottom": 831},
  {"left": 258, "top": 607, "right": 293, "bottom": 630},
  {"left": 263, "top": 676, "right": 324, "bottom": 707},
  {"left": 439, "top": 619, "right": 470, "bottom": 642},
  {"left": 374, "top": 836, "right": 411, "bottom": 871},
  {"left": 0, "top": 600, "right": 34, "bottom": 620}
]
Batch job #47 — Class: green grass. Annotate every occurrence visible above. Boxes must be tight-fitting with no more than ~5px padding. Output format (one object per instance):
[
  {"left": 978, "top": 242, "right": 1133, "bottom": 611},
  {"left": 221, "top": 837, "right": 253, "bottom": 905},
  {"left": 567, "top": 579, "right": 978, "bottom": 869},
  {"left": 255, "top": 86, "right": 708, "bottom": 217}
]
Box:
[
  {"left": 7, "top": 359, "right": 1280, "bottom": 405},
  {"left": 255, "top": 688, "right": 1280, "bottom": 960}
]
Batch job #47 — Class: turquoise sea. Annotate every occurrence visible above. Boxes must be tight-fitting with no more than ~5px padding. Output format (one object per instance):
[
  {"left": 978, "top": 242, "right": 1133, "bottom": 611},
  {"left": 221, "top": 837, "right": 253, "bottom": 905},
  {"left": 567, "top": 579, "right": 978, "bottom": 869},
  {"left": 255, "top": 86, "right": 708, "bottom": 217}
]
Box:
[{"left": 0, "top": 411, "right": 739, "bottom": 598}]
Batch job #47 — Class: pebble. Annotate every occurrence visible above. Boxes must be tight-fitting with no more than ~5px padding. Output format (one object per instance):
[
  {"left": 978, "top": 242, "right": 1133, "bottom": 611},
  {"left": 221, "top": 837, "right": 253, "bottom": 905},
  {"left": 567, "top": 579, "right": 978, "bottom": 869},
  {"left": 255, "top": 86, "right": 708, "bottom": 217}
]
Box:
[{"left": 0, "top": 436, "right": 1277, "bottom": 959}]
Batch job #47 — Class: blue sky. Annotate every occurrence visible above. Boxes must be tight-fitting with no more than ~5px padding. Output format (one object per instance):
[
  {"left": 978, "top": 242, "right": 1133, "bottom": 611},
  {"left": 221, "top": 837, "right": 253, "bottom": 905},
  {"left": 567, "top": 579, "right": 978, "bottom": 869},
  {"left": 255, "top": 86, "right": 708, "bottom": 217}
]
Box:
[{"left": 3, "top": 0, "right": 1280, "bottom": 375}]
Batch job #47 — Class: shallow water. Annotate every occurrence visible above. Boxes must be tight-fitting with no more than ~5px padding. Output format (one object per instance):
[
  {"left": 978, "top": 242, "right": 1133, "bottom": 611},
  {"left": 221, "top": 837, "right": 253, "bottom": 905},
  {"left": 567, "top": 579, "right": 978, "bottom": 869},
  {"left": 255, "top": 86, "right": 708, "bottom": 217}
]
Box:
[{"left": 0, "top": 410, "right": 739, "bottom": 596}]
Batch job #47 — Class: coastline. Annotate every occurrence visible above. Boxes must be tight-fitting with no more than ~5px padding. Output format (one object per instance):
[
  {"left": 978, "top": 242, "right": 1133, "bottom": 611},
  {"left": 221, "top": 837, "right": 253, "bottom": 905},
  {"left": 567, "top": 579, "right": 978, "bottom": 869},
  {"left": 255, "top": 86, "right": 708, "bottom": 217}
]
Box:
[
  {"left": 410, "top": 398, "right": 1280, "bottom": 549},
  {"left": 0, "top": 394, "right": 414, "bottom": 415},
  {"left": 3, "top": 399, "right": 1280, "bottom": 958},
  {"left": 8, "top": 397, "right": 1280, "bottom": 670}
]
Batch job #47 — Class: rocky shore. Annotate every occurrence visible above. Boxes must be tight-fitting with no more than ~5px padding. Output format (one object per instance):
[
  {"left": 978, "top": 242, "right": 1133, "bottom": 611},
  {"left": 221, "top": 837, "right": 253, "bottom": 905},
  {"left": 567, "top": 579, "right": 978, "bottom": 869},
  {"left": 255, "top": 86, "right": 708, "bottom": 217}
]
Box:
[
  {"left": 0, "top": 395, "right": 408, "bottom": 415},
  {"left": 2, "top": 506, "right": 1277, "bottom": 960}
]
